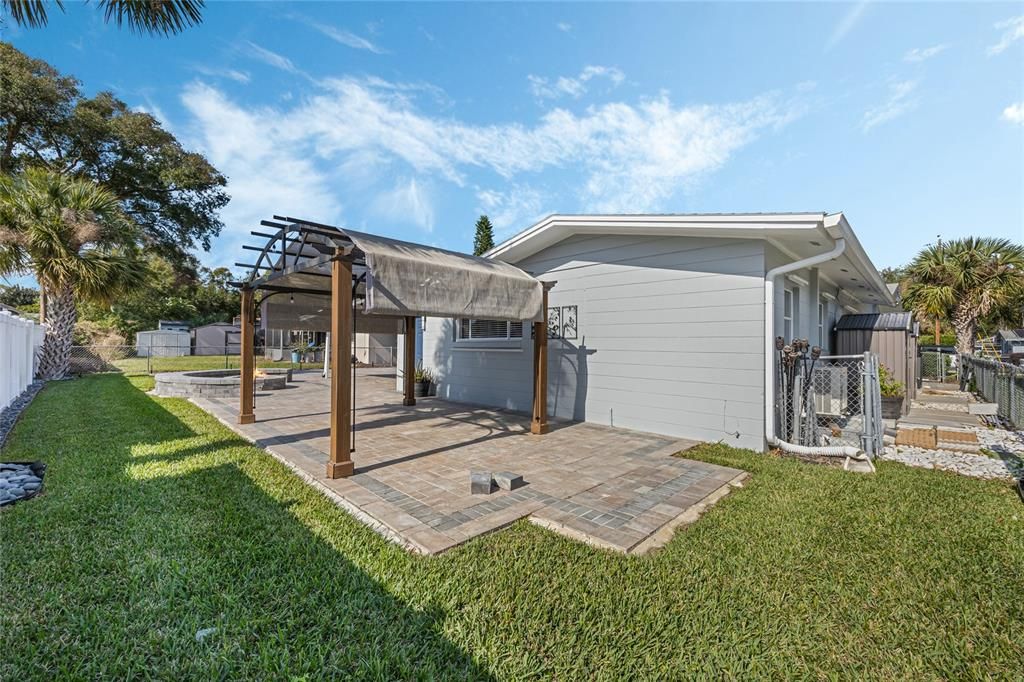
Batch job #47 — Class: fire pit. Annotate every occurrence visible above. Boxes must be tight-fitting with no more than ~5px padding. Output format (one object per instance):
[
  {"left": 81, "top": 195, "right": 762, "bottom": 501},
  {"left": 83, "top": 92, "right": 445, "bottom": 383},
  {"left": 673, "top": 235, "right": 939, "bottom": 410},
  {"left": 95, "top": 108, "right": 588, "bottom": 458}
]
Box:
[{"left": 154, "top": 369, "right": 287, "bottom": 399}]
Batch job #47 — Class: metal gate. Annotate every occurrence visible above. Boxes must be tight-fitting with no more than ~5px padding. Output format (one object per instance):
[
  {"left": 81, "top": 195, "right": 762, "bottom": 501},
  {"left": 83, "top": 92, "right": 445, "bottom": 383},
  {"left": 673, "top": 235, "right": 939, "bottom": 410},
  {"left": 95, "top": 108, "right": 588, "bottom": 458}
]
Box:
[{"left": 776, "top": 348, "right": 884, "bottom": 457}]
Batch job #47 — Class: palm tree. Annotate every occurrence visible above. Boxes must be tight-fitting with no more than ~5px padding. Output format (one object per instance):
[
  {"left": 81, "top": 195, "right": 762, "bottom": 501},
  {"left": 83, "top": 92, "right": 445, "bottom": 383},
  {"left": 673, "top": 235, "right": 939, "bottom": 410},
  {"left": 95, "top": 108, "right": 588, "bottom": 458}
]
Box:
[
  {"left": 903, "top": 237, "right": 1024, "bottom": 356},
  {"left": 0, "top": 168, "right": 147, "bottom": 379},
  {"left": 2, "top": 0, "right": 203, "bottom": 35}
]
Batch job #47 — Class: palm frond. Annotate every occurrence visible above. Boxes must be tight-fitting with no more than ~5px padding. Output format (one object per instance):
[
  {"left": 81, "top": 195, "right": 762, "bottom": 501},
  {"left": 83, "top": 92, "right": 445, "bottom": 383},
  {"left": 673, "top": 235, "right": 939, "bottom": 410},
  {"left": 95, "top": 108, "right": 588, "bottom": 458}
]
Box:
[
  {"left": 97, "top": 0, "right": 203, "bottom": 36},
  {"left": 0, "top": 168, "right": 145, "bottom": 302},
  {"left": 1, "top": 0, "right": 64, "bottom": 28}
]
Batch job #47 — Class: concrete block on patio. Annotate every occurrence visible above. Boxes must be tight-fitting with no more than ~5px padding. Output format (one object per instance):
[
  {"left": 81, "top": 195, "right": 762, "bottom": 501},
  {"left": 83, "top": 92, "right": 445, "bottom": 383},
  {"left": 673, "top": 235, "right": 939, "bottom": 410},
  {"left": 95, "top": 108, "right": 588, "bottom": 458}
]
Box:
[
  {"left": 493, "top": 471, "right": 524, "bottom": 491},
  {"left": 471, "top": 471, "right": 495, "bottom": 495}
]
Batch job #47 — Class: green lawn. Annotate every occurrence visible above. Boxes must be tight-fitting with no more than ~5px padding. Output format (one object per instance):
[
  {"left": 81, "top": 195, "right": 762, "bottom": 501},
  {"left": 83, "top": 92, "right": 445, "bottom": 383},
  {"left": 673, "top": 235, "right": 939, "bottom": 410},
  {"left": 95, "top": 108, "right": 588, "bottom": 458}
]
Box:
[{"left": 2, "top": 375, "right": 1023, "bottom": 679}]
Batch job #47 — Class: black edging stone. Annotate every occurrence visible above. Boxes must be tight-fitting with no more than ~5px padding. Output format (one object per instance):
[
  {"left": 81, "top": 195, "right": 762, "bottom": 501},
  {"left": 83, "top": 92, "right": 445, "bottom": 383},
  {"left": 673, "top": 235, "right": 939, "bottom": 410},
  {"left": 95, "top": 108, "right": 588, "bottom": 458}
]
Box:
[
  {"left": 0, "top": 382, "right": 47, "bottom": 507},
  {"left": 0, "top": 381, "right": 44, "bottom": 451}
]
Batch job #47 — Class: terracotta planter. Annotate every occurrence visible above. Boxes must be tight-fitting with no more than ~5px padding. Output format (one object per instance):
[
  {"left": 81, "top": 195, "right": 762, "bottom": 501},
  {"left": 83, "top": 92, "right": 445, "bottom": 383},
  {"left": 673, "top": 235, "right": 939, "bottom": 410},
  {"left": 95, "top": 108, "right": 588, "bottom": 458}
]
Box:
[{"left": 881, "top": 395, "right": 904, "bottom": 419}]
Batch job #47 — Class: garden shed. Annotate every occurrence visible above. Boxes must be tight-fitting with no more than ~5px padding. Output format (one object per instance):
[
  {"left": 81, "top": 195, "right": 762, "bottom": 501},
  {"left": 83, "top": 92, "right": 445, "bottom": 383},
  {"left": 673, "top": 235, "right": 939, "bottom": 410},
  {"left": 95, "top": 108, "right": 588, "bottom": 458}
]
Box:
[
  {"left": 135, "top": 329, "right": 190, "bottom": 357},
  {"left": 834, "top": 312, "right": 918, "bottom": 410},
  {"left": 192, "top": 322, "right": 241, "bottom": 355}
]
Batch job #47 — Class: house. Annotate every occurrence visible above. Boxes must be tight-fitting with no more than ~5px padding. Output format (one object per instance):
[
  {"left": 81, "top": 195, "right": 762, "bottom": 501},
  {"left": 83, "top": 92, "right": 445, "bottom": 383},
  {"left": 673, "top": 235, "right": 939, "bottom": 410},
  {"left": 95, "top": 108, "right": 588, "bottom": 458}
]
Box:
[
  {"left": 353, "top": 316, "right": 401, "bottom": 367},
  {"left": 995, "top": 329, "right": 1024, "bottom": 361},
  {"left": 191, "top": 322, "right": 241, "bottom": 356},
  {"left": 420, "top": 213, "right": 894, "bottom": 451}
]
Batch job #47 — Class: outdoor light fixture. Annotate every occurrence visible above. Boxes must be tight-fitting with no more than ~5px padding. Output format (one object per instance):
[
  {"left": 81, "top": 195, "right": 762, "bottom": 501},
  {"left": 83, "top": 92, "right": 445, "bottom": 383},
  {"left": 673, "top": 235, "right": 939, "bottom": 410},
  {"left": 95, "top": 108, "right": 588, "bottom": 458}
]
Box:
[{"left": 289, "top": 294, "right": 294, "bottom": 303}]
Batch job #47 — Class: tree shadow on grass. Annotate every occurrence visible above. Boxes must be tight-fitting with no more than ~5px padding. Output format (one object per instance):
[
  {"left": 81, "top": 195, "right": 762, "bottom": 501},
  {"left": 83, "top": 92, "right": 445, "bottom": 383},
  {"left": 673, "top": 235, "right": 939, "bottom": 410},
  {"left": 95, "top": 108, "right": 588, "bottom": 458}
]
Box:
[{"left": 1, "top": 374, "right": 494, "bottom": 680}]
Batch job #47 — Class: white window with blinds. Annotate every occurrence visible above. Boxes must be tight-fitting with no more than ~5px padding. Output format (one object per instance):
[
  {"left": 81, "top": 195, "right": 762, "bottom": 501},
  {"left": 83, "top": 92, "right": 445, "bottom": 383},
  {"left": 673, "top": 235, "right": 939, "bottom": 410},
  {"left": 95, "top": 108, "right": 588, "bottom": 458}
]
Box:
[{"left": 456, "top": 319, "right": 524, "bottom": 341}]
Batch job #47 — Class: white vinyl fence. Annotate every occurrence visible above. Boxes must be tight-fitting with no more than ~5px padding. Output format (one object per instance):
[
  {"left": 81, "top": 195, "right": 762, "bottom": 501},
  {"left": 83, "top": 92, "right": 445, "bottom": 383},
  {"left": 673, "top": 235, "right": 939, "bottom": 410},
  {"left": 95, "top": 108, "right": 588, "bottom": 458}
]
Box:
[{"left": 1, "top": 310, "right": 43, "bottom": 411}]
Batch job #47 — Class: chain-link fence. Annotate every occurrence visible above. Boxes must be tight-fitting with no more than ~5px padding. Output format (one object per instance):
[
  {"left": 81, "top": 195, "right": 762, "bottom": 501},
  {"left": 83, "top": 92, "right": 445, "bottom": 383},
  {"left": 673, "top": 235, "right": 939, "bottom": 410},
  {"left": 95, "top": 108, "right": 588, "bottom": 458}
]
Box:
[
  {"left": 919, "top": 346, "right": 958, "bottom": 382},
  {"left": 69, "top": 345, "right": 396, "bottom": 376},
  {"left": 776, "top": 348, "right": 883, "bottom": 456},
  {"left": 961, "top": 355, "right": 1023, "bottom": 429}
]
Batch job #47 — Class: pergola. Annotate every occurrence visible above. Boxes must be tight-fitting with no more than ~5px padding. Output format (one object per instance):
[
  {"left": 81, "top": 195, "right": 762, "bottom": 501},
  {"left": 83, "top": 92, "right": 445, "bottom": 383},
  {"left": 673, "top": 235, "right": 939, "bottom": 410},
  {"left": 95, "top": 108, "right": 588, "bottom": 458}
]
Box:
[{"left": 233, "top": 216, "right": 553, "bottom": 479}]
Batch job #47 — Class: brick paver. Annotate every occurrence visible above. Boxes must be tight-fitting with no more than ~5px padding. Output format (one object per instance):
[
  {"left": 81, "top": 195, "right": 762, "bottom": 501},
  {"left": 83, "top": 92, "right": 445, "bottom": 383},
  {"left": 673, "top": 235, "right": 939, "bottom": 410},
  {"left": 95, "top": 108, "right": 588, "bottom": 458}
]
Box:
[{"left": 192, "top": 368, "right": 747, "bottom": 554}]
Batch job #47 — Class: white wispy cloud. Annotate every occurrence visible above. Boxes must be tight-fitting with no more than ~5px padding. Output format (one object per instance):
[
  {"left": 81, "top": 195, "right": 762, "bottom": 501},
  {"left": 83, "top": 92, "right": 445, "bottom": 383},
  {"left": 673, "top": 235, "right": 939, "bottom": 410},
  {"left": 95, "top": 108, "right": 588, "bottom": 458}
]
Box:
[
  {"left": 826, "top": 1, "right": 870, "bottom": 51},
  {"left": 1003, "top": 102, "right": 1024, "bottom": 125},
  {"left": 476, "top": 185, "right": 546, "bottom": 237},
  {"left": 862, "top": 79, "right": 918, "bottom": 132},
  {"left": 904, "top": 44, "right": 949, "bottom": 63},
  {"left": 243, "top": 41, "right": 302, "bottom": 75},
  {"left": 307, "top": 22, "right": 385, "bottom": 54},
  {"left": 370, "top": 178, "right": 435, "bottom": 231},
  {"left": 528, "top": 65, "right": 626, "bottom": 100},
  {"left": 179, "top": 82, "right": 343, "bottom": 261},
  {"left": 193, "top": 65, "right": 251, "bottom": 83},
  {"left": 181, "top": 77, "right": 805, "bottom": 246},
  {"left": 988, "top": 15, "right": 1024, "bottom": 55},
  {"left": 556, "top": 22, "right": 572, "bottom": 33}
]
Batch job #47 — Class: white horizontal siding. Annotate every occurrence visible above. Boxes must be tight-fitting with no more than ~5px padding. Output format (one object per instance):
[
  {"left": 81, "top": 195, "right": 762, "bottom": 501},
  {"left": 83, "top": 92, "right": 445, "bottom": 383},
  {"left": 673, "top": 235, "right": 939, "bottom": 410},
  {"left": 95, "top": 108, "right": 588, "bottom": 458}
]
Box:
[{"left": 422, "top": 233, "right": 768, "bottom": 450}]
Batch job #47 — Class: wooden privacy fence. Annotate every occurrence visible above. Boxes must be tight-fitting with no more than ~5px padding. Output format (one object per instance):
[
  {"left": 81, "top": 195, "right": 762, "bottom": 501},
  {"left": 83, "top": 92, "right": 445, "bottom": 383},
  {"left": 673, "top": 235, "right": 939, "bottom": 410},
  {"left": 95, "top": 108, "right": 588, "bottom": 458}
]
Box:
[{"left": 0, "top": 311, "right": 42, "bottom": 411}]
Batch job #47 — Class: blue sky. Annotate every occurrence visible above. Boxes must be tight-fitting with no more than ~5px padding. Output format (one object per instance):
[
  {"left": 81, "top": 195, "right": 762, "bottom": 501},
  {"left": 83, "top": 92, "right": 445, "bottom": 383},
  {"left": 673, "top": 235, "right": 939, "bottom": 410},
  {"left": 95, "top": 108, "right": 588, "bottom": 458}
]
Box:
[{"left": 7, "top": 1, "right": 1024, "bottom": 274}]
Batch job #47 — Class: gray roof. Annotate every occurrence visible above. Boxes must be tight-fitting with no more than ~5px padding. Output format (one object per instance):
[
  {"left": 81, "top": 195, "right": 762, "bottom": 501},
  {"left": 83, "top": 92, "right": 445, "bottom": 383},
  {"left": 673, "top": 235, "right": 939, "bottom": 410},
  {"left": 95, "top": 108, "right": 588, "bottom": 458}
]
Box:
[
  {"left": 835, "top": 312, "right": 914, "bottom": 332},
  {"left": 997, "top": 328, "right": 1024, "bottom": 340}
]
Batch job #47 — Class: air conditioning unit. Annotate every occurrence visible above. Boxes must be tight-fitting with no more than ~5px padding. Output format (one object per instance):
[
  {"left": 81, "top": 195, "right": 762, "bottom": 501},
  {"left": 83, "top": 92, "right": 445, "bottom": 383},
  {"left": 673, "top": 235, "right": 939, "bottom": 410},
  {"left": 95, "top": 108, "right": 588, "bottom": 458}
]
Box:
[{"left": 813, "top": 365, "right": 848, "bottom": 417}]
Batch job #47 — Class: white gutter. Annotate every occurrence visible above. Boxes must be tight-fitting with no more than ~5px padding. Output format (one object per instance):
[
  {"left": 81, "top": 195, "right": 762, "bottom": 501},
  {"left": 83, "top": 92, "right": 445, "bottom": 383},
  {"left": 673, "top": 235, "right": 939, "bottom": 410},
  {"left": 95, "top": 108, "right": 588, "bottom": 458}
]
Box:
[{"left": 764, "top": 236, "right": 866, "bottom": 462}]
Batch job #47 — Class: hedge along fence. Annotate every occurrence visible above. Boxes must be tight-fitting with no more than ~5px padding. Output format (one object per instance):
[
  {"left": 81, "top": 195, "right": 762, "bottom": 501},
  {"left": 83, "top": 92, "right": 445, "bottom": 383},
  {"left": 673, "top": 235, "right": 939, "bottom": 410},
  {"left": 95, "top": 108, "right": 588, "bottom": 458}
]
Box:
[
  {"left": 0, "top": 311, "right": 43, "bottom": 411},
  {"left": 962, "top": 355, "right": 1024, "bottom": 429}
]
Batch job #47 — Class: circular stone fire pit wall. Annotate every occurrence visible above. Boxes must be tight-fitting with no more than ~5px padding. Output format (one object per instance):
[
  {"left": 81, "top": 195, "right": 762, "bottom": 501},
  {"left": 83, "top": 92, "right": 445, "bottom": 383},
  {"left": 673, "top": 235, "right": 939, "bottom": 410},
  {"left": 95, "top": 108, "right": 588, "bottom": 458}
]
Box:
[{"left": 154, "top": 369, "right": 287, "bottom": 399}]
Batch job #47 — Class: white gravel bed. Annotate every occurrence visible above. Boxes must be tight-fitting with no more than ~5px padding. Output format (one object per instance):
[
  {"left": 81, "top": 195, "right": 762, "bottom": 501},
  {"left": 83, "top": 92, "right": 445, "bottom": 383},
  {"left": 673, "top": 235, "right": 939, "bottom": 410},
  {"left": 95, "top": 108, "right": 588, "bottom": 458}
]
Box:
[{"left": 880, "top": 424, "right": 1023, "bottom": 480}]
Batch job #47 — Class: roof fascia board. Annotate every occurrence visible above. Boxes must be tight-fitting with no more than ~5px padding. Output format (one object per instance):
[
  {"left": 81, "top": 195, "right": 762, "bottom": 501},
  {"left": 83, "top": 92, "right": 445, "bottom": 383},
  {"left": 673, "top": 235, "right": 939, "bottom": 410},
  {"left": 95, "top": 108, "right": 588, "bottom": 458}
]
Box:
[
  {"left": 824, "top": 213, "right": 896, "bottom": 306},
  {"left": 488, "top": 214, "right": 826, "bottom": 261}
]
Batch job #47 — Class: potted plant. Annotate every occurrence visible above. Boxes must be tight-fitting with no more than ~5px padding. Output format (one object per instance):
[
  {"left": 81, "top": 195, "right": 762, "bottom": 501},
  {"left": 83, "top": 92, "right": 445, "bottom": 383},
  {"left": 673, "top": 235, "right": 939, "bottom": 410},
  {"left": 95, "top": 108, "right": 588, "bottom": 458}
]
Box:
[
  {"left": 288, "top": 342, "right": 305, "bottom": 365},
  {"left": 413, "top": 365, "right": 434, "bottom": 397},
  {"left": 878, "top": 364, "right": 905, "bottom": 419}
]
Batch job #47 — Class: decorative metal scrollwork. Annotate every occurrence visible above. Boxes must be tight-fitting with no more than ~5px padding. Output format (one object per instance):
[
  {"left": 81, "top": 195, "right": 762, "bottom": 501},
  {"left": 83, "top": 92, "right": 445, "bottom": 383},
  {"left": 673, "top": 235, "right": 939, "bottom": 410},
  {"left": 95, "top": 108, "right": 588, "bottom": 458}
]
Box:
[
  {"left": 561, "top": 305, "right": 577, "bottom": 340},
  {"left": 547, "top": 307, "right": 561, "bottom": 338}
]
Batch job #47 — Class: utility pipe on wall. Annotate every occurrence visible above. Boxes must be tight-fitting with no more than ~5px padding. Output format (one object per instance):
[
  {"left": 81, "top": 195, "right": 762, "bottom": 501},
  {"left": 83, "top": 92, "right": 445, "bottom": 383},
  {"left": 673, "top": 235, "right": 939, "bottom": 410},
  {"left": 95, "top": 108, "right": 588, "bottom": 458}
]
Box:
[{"left": 764, "top": 237, "right": 851, "bottom": 449}]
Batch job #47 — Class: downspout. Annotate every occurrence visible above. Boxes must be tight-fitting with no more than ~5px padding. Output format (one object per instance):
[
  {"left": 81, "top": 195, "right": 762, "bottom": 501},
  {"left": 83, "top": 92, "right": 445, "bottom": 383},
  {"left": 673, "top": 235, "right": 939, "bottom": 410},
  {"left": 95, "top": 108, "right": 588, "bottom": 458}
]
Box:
[{"left": 763, "top": 236, "right": 870, "bottom": 464}]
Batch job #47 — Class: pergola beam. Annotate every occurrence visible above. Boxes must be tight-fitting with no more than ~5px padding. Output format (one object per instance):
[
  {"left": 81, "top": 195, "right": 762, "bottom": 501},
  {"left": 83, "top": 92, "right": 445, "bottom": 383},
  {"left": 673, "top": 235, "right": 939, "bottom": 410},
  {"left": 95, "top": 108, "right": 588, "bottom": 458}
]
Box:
[
  {"left": 327, "top": 248, "right": 355, "bottom": 479},
  {"left": 403, "top": 316, "right": 416, "bottom": 407},
  {"left": 238, "top": 288, "right": 255, "bottom": 425},
  {"left": 531, "top": 284, "right": 553, "bottom": 435}
]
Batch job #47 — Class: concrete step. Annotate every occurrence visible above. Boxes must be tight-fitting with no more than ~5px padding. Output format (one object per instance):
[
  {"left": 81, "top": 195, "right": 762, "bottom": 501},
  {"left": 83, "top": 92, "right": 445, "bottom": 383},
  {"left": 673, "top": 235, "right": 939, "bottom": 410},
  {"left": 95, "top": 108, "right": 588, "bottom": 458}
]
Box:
[{"left": 899, "top": 408, "right": 982, "bottom": 428}]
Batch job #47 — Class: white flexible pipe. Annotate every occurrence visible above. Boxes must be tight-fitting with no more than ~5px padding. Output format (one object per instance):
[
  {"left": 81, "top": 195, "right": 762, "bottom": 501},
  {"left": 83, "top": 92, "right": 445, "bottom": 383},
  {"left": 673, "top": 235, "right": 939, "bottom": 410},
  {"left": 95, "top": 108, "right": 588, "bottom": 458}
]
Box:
[
  {"left": 770, "top": 439, "right": 862, "bottom": 459},
  {"left": 770, "top": 439, "right": 875, "bottom": 472},
  {"left": 764, "top": 236, "right": 849, "bottom": 450}
]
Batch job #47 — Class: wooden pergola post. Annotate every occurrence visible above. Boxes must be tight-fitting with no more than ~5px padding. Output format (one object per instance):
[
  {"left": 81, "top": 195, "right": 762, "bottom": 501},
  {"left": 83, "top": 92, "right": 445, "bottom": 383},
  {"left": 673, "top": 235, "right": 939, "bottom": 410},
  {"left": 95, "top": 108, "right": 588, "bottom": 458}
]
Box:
[
  {"left": 531, "top": 286, "right": 550, "bottom": 435},
  {"left": 327, "top": 249, "right": 355, "bottom": 479},
  {"left": 238, "top": 288, "right": 255, "bottom": 425},
  {"left": 403, "top": 316, "right": 417, "bottom": 406}
]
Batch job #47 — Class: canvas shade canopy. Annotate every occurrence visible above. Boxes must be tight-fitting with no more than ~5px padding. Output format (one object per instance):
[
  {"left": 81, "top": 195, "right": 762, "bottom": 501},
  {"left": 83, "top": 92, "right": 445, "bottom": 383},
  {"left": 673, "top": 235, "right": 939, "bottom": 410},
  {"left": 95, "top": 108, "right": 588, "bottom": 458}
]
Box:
[
  {"left": 239, "top": 217, "right": 544, "bottom": 324},
  {"left": 232, "top": 216, "right": 553, "bottom": 480}
]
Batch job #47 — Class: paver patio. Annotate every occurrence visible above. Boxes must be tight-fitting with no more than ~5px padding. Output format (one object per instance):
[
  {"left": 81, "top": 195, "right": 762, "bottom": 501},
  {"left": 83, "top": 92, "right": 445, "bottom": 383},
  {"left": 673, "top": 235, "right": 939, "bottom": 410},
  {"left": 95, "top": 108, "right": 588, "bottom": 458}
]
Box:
[{"left": 192, "top": 368, "right": 747, "bottom": 554}]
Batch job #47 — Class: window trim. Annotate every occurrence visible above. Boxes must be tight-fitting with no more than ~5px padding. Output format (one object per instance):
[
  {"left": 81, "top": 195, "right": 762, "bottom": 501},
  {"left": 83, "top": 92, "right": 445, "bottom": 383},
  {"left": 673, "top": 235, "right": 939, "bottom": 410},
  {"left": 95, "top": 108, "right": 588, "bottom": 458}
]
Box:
[
  {"left": 783, "top": 287, "right": 795, "bottom": 340},
  {"left": 817, "top": 300, "right": 825, "bottom": 347},
  {"left": 454, "top": 318, "right": 524, "bottom": 343}
]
